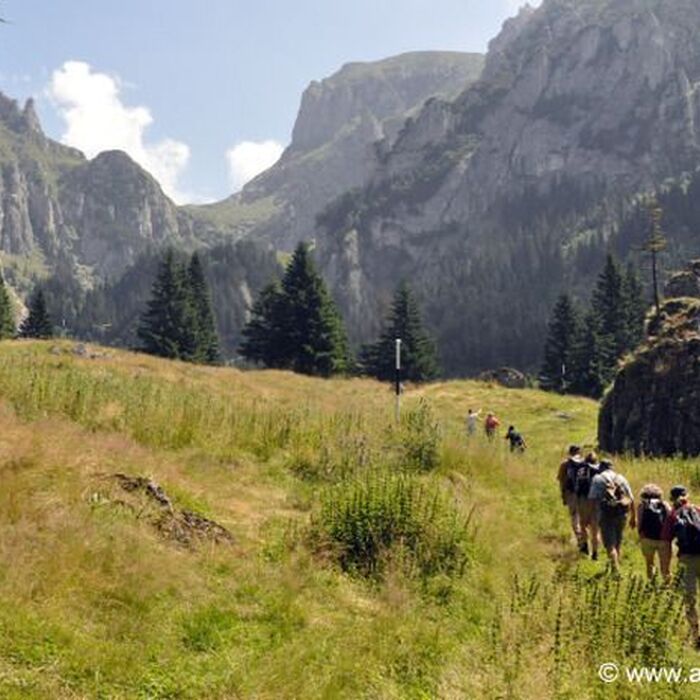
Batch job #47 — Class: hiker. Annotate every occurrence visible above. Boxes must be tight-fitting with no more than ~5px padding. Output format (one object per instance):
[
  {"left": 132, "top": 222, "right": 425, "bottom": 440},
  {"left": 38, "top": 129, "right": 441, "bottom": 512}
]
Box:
[
  {"left": 505, "top": 425, "right": 526, "bottom": 452},
  {"left": 637, "top": 483, "right": 671, "bottom": 582},
  {"left": 661, "top": 485, "right": 700, "bottom": 647},
  {"left": 576, "top": 451, "right": 600, "bottom": 559},
  {"left": 557, "top": 445, "right": 586, "bottom": 552},
  {"left": 484, "top": 412, "right": 500, "bottom": 440},
  {"left": 588, "top": 460, "right": 635, "bottom": 574},
  {"left": 466, "top": 408, "right": 481, "bottom": 437}
]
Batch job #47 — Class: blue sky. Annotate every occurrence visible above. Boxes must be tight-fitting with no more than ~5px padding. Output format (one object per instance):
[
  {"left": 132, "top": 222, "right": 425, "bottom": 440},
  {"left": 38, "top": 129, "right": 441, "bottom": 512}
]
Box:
[{"left": 0, "top": 1, "right": 539, "bottom": 203}]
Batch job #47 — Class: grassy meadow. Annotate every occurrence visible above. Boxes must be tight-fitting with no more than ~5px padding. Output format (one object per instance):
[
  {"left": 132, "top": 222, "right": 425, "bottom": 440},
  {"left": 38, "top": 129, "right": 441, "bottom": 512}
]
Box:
[{"left": 0, "top": 340, "right": 698, "bottom": 698}]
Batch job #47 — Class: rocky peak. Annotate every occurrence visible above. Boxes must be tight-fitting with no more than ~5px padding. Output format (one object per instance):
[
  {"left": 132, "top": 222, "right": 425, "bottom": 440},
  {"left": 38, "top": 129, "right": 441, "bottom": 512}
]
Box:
[
  {"left": 0, "top": 93, "right": 45, "bottom": 138},
  {"left": 289, "top": 52, "right": 485, "bottom": 154},
  {"left": 21, "top": 98, "right": 43, "bottom": 135}
]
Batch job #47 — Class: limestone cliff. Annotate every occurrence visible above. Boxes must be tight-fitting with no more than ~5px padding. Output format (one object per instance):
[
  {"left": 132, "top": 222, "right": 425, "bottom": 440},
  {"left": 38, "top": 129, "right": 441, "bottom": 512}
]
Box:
[{"left": 189, "top": 52, "right": 485, "bottom": 250}]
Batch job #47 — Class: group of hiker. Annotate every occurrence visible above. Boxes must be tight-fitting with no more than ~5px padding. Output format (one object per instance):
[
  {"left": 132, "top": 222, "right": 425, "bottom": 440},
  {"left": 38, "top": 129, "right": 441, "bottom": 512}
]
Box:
[
  {"left": 559, "top": 445, "right": 700, "bottom": 647},
  {"left": 466, "top": 408, "right": 527, "bottom": 452}
]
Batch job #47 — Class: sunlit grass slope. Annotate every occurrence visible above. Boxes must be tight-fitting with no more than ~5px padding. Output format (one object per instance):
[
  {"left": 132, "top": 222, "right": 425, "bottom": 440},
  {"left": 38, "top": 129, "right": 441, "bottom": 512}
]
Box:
[{"left": 0, "top": 341, "right": 697, "bottom": 699}]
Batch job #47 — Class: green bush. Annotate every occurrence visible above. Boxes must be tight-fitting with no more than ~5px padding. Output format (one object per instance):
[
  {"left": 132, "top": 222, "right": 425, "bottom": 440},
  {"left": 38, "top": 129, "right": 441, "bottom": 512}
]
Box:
[
  {"left": 398, "top": 400, "right": 441, "bottom": 472},
  {"left": 310, "top": 472, "right": 471, "bottom": 580}
]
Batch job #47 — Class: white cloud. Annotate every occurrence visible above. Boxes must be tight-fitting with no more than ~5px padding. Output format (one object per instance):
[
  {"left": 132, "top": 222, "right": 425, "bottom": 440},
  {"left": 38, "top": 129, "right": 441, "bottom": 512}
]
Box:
[
  {"left": 47, "top": 61, "right": 192, "bottom": 203},
  {"left": 226, "top": 140, "right": 284, "bottom": 192}
]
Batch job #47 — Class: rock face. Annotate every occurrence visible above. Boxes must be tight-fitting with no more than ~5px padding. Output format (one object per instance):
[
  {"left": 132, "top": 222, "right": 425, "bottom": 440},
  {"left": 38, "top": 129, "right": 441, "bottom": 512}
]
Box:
[
  {"left": 189, "top": 52, "right": 485, "bottom": 250},
  {"left": 312, "top": 0, "right": 700, "bottom": 374},
  {"left": 599, "top": 297, "right": 700, "bottom": 457}
]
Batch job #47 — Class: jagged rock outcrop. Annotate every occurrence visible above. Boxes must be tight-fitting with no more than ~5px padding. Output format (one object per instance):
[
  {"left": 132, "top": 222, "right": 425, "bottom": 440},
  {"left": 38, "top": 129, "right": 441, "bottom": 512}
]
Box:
[
  {"left": 189, "top": 52, "right": 484, "bottom": 250},
  {"left": 313, "top": 0, "right": 700, "bottom": 374},
  {"left": 599, "top": 296, "right": 700, "bottom": 457}
]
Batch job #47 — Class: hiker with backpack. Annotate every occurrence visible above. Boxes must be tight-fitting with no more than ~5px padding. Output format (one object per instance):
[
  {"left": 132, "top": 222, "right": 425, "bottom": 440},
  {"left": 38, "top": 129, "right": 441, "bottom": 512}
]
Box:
[
  {"left": 557, "top": 445, "right": 587, "bottom": 552},
  {"left": 588, "top": 460, "right": 636, "bottom": 574},
  {"left": 505, "top": 425, "right": 527, "bottom": 452},
  {"left": 637, "top": 484, "right": 671, "bottom": 583},
  {"left": 661, "top": 486, "right": 700, "bottom": 647},
  {"left": 484, "top": 412, "right": 500, "bottom": 440},
  {"left": 576, "top": 452, "right": 600, "bottom": 559}
]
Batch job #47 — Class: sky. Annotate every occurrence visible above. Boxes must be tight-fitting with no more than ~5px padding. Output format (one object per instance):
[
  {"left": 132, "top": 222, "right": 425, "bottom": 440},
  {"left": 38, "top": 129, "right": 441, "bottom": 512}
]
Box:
[{"left": 0, "top": 0, "right": 540, "bottom": 204}]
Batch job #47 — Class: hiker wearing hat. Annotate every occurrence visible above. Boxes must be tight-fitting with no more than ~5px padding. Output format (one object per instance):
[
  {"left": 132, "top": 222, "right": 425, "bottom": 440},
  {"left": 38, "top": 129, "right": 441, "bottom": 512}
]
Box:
[
  {"left": 557, "top": 445, "right": 586, "bottom": 552},
  {"left": 637, "top": 483, "right": 672, "bottom": 583},
  {"left": 588, "top": 459, "right": 635, "bottom": 574},
  {"left": 661, "top": 485, "right": 700, "bottom": 647}
]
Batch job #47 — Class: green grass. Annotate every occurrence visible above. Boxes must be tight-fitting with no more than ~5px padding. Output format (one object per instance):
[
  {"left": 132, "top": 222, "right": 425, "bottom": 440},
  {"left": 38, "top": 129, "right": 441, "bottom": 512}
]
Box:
[{"left": 0, "top": 340, "right": 697, "bottom": 698}]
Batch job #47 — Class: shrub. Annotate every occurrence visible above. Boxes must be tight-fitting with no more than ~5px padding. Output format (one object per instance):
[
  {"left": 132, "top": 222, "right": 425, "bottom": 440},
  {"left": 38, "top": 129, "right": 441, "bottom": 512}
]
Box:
[
  {"left": 310, "top": 472, "right": 472, "bottom": 580},
  {"left": 398, "top": 400, "right": 441, "bottom": 472}
]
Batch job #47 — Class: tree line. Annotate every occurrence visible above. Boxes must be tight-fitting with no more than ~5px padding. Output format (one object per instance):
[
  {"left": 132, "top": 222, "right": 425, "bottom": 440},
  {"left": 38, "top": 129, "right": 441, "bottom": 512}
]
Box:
[
  {"left": 0, "top": 242, "right": 440, "bottom": 383},
  {"left": 540, "top": 254, "right": 647, "bottom": 398},
  {"left": 239, "top": 242, "right": 439, "bottom": 380}
]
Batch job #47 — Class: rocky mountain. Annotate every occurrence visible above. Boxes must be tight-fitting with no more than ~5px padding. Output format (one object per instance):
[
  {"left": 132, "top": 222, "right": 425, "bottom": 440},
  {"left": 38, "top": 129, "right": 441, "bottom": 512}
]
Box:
[
  {"left": 188, "top": 51, "right": 485, "bottom": 251},
  {"left": 313, "top": 0, "right": 700, "bottom": 374},
  {"left": 0, "top": 93, "right": 280, "bottom": 353}
]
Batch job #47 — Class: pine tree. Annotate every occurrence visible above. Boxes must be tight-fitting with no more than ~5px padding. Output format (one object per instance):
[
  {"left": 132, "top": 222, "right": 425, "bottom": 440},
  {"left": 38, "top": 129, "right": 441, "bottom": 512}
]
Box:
[
  {"left": 277, "top": 243, "right": 349, "bottom": 377},
  {"left": 0, "top": 276, "right": 15, "bottom": 339},
  {"left": 590, "top": 254, "right": 626, "bottom": 382},
  {"left": 19, "top": 287, "right": 53, "bottom": 339},
  {"left": 539, "top": 294, "right": 580, "bottom": 393},
  {"left": 137, "top": 249, "right": 193, "bottom": 360},
  {"left": 187, "top": 253, "right": 220, "bottom": 364},
  {"left": 360, "top": 282, "right": 439, "bottom": 383},
  {"left": 622, "top": 263, "right": 647, "bottom": 352},
  {"left": 239, "top": 243, "right": 349, "bottom": 376},
  {"left": 568, "top": 311, "right": 607, "bottom": 399},
  {"left": 239, "top": 282, "right": 285, "bottom": 368}
]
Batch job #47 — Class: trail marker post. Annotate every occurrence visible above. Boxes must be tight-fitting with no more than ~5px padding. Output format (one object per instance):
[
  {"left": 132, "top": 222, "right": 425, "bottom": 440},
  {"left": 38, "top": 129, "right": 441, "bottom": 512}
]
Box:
[{"left": 395, "top": 338, "right": 402, "bottom": 422}]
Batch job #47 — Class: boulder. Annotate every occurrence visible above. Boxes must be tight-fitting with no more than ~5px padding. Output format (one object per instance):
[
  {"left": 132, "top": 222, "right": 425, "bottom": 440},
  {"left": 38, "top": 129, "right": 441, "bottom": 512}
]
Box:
[{"left": 478, "top": 367, "right": 527, "bottom": 389}]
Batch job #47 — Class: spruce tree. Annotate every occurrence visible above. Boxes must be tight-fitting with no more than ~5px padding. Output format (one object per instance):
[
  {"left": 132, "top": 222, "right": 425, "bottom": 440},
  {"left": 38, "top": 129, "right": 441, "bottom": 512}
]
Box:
[
  {"left": 568, "top": 311, "right": 607, "bottom": 399},
  {"left": 0, "top": 276, "right": 15, "bottom": 339},
  {"left": 239, "top": 282, "right": 284, "bottom": 368},
  {"left": 137, "top": 249, "right": 193, "bottom": 360},
  {"left": 590, "top": 254, "right": 626, "bottom": 381},
  {"left": 360, "top": 282, "right": 439, "bottom": 382},
  {"left": 19, "top": 288, "right": 53, "bottom": 339},
  {"left": 277, "top": 243, "right": 349, "bottom": 377},
  {"left": 239, "top": 243, "right": 349, "bottom": 376},
  {"left": 539, "top": 293, "right": 580, "bottom": 393},
  {"left": 187, "top": 253, "right": 220, "bottom": 364}
]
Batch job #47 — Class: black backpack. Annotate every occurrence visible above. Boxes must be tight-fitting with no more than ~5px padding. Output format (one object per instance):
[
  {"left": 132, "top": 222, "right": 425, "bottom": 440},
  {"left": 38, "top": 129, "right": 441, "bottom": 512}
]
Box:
[
  {"left": 640, "top": 498, "right": 668, "bottom": 540},
  {"left": 565, "top": 457, "right": 582, "bottom": 492},
  {"left": 575, "top": 462, "right": 596, "bottom": 498},
  {"left": 674, "top": 506, "right": 700, "bottom": 555}
]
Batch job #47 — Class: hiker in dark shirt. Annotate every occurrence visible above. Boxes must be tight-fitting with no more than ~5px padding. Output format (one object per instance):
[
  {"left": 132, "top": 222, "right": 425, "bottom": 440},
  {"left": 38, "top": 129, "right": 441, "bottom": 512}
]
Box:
[
  {"left": 661, "top": 485, "right": 700, "bottom": 647},
  {"left": 576, "top": 452, "right": 600, "bottom": 559},
  {"left": 505, "top": 425, "right": 526, "bottom": 452},
  {"left": 637, "top": 483, "right": 671, "bottom": 583}
]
